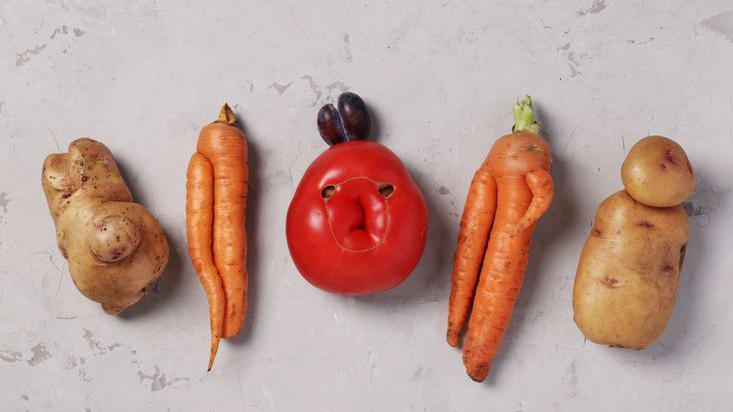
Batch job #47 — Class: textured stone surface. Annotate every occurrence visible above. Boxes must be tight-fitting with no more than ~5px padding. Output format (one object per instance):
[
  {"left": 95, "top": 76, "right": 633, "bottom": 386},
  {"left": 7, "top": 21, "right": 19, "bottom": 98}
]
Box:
[{"left": 1, "top": 0, "right": 732, "bottom": 410}]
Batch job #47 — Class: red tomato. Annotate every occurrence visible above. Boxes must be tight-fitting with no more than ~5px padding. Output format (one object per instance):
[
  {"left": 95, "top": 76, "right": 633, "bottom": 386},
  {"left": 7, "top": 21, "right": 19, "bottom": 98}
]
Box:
[{"left": 286, "top": 140, "right": 428, "bottom": 295}]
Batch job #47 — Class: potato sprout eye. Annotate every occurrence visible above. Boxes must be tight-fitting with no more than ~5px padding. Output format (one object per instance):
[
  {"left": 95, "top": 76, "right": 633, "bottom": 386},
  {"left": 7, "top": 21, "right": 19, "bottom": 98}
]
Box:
[
  {"left": 321, "top": 185, "right": 337, "bottom": 199},
  {"left": 377, "top": 183, "right": 395, "bottom": 198}
]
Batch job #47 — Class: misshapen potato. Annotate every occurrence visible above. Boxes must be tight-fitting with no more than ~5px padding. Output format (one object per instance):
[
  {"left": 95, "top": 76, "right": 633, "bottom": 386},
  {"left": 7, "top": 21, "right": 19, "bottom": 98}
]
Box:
[
  {"left": 42, "top": 138, "right": 169, "bottom": 314},
  {"left": 574, "top": 135, "right": 693, "bottom": 349},
  {"left": 573, "top": 191, "right": 688, "bottom": 348}
]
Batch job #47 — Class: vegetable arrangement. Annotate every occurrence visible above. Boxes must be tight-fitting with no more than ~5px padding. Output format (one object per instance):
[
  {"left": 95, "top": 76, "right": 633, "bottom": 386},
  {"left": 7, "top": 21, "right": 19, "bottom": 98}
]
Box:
[
  {"left": 286, "top": 92, "right": 428, "bottom": 295},
  {"left": 41, "top": 138, "right": 169, "bottom": 314},
  {"left": 186, "top": 104, "right": 249, "bottom": 370},
  {"left": 38, "top": 88, "right": 700, "bottom": 382},
  {"left": 447, "top": 96, "right": 554, "bottom": 382},
  {"left": 573, "top": 136, "right": 694, "bottom": 349}
]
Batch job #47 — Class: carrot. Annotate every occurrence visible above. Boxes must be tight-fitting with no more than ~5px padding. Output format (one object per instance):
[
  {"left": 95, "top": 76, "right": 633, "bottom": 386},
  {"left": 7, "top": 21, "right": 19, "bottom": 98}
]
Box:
[
  {"left": 186, "top": 153, "right": 225, "bottom": 370},
  {"left": 186, "top": 104, "right": 249, "bottom": 370},
  {"left": 447, "top": 96, "right": 553, "bottom": 382},
  {"left": 446, "top": 169, "right": 497, "bottom": 347}
]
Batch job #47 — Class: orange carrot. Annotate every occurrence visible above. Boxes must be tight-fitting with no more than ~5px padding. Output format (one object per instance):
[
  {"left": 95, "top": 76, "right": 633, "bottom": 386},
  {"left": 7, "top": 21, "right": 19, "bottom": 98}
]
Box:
[
  {"left": 186, "top": 104, "right": 249, "bottom": 370},
  {"left": 186, "top": 153, "right": 225, "bottom": 371},
  {"left": 446, "top": 169, "right": 496, "bottom": 347},
  {"left": 447, "top": 96, "right": 553, "bottom": 382}
]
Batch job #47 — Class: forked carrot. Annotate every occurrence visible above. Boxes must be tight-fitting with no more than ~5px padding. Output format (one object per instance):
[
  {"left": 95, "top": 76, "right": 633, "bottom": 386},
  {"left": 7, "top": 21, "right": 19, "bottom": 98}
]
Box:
[
  {"left": 447, "top": 96, "right": 554, "bottom": 382},
  {"left": 186, "top": 104, "right": 249, "bottom": 370}
]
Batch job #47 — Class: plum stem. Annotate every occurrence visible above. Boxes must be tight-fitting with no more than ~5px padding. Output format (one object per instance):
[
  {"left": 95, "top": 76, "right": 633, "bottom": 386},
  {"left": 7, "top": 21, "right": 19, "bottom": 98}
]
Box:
[{"left": 512, "top": 95, "right": 540, "bottom": 134}]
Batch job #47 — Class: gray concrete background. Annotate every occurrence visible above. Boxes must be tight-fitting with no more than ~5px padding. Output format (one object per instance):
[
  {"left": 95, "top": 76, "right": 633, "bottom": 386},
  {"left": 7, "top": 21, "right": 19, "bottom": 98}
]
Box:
[{"left": 1, "top": 0, "right": 732, "bottom": 410}]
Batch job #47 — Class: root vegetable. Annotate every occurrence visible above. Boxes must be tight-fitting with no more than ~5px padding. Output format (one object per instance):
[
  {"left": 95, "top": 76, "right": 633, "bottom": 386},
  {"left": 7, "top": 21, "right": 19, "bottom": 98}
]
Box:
[
  {"left": 186, "top": 104, "right": 249, "bottom": 370},
  {"left": 574, "top": 135, "right": 694, "bottom": 349},
  {"left": 446, "top": 96, "right": 553, "bottom": 382}
]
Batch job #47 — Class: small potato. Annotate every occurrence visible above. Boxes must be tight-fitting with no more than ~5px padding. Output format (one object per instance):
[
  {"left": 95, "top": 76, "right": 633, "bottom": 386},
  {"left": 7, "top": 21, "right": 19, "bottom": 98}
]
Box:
[
  {"left": 621, "top": 135, "right": 695, "bottom": 207},
  {"left": 573, "top": 191, "right": 689, "bottom": 349}
]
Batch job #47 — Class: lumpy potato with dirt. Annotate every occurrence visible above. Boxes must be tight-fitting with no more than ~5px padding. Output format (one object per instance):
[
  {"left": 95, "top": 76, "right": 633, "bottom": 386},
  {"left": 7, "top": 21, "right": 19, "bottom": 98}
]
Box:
[
  {"left": 573, "top": 135, "right": 693, "bottom": 349},
  {"left": 42, "top": 138, "right": 169, "bottom": 314}
]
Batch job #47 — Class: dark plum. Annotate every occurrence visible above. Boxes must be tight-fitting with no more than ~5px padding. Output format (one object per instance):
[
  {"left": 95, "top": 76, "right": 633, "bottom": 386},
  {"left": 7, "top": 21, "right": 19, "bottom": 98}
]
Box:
[
  {"left": 337, "top": 92, "right": 371, "bottom": 140},
  {"left": 317, "top": 104, "right": 347, "bottom": 146}
]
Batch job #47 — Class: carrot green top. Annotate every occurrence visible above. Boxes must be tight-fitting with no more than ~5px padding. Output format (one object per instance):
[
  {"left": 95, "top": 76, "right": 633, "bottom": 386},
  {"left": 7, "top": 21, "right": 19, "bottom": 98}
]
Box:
[{"left": 512, "top": 95, "right": 540, "bottom": 135}]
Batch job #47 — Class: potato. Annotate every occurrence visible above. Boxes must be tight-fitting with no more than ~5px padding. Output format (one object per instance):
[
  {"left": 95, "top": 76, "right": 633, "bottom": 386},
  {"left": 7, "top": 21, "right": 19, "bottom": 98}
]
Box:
[
  {"left": 621, "top": 135, "right": 695, "bottom": 207},
  {"left": 42, "top": 138, "right": 169, "bottom": 314},
  {"left": 573, "top": 191, "right": 689, "bottom": 349}
]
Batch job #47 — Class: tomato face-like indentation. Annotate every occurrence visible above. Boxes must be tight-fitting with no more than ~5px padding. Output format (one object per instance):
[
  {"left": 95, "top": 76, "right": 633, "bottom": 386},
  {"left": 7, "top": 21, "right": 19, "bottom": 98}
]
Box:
[{"left": 322, "top": 178, "right": 391, "bottom": 252}]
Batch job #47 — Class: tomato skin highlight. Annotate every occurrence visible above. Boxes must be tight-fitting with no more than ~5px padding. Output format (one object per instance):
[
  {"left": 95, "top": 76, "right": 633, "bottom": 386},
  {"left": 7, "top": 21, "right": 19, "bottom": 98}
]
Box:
[{"left": 287, "top": 140, "right": 428, "bottom": 295}]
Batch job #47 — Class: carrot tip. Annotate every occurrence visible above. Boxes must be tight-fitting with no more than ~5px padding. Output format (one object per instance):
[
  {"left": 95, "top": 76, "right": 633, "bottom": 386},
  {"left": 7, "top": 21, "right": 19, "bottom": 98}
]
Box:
[
  {"left": 208, "top": 336, "right": 221, "bottom": 372},
  {"left": 466, "top": 363, "right": 490, "bottom": 382},
  {"left": 446, "top": 330, "right": 459, "bottom": 347}
]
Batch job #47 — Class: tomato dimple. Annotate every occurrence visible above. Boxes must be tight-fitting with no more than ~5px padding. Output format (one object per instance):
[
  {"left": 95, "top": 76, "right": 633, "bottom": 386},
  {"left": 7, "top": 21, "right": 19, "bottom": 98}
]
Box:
[{"left": 324, "top": 178, "right": 388, "bottom": 251}]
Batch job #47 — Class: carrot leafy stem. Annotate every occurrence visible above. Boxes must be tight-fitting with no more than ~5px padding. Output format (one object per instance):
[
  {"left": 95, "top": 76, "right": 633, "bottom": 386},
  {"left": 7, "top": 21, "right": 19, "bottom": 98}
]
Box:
[{"left": 512, "top": 95, "right": 540, "bottom": 134}]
